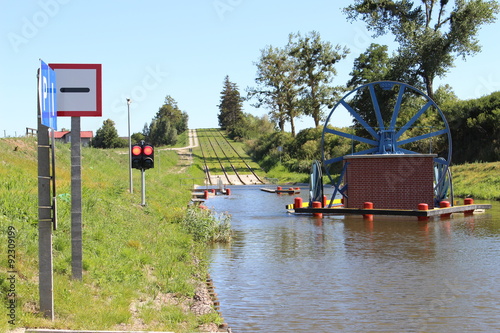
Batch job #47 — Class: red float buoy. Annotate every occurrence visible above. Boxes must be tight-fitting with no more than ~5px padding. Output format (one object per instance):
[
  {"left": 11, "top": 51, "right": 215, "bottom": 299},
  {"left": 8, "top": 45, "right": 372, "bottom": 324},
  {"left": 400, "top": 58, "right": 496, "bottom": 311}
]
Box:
[
  {"left": 363, "top": 202, "right": 374, "bottom": 220},
  {"left": 226, "top": 188, "right": 231, "bottom": 195},
  {"left": 464, "top": 198, "right": 474, "bottom": 216},
  {"left": 294, "top": 197, "right": 303, "bottom": 209},
  {"left": 464, "top": 198, "right": 474, "bottom": 205},
  {"left": 440, "top": 201, "right": 452, "bottom": 219},
  {"left": 417, "top": 203, "right": 429, "bottom": 221},
  {"left": 204, "top": 190, "right": 209, "bottom": 200},
  {"left": 312, "top": 201, "right": 322, "bottom": 218}
]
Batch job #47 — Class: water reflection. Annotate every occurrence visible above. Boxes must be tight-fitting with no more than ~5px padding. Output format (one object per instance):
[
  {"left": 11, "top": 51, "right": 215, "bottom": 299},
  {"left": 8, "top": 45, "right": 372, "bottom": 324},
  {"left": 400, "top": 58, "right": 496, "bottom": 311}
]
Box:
[{"left": 209, "top": 186, "right": 500, "bottom": 332}]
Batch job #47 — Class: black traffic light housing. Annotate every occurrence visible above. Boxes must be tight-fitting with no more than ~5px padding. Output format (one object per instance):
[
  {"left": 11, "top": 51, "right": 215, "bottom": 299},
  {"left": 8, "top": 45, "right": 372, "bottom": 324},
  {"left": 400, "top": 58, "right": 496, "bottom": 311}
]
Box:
[
  {"left": 131, "top": 143, "right": 154, "bottom": 170},
  {"left": 142, "top": 144, "right": 154, "bottom": 169}
]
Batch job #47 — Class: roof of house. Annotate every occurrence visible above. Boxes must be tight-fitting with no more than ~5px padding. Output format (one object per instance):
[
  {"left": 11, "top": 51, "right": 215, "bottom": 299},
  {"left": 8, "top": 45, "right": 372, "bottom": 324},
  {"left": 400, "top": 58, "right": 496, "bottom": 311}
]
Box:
[
  {"left": 53, "top": 131, "right": 94, "bottom": 139},
  {"left": 53, "top": 131, "right": 70, "bottom": 139}
]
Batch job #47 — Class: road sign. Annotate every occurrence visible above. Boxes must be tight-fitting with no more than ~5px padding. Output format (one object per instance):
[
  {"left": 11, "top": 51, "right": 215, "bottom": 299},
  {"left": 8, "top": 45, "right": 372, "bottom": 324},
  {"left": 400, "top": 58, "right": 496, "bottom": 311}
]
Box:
[
  {"left": 49, "top": 63, "right": 102, "bottom": 117},
  {"left": 39, "top": 60, "right": 57, "bottom": 130}
]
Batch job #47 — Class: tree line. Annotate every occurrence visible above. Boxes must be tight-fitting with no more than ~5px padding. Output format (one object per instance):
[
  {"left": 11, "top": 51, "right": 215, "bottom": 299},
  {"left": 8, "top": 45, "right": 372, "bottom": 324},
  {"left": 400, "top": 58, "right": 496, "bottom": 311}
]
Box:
[{"left": 92, "top": 95, "right": 188, "bottom": 149}]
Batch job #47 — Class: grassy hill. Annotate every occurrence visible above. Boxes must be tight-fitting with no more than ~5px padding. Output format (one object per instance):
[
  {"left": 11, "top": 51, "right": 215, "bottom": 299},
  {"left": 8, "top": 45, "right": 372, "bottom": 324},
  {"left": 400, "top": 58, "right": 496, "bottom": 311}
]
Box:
[
  {"left": 451, "top": 162, "right": 500, "bottom": 200},
  {"left": 0, "top": 135, "right": 222, "bottom": 332}
]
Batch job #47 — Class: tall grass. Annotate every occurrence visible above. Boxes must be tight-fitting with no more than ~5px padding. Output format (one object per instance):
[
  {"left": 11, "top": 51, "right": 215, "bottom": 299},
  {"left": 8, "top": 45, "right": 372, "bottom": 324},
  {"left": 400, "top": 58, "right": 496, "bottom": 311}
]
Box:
[
  {"left": 451, "top": 162, "right": 500, "bottom": 200},
  {"left": 0, "top": 137, "right": 221, "bottom": 332},
  {"left": 180, "top": 207, "right": 231, "bottom": 243}
]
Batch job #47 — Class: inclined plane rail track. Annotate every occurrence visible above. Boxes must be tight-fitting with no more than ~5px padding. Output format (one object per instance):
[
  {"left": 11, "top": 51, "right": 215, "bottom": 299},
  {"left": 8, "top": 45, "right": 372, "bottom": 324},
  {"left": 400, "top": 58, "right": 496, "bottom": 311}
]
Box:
[
  {"left": 206, "top": 136, "right": 233, "bottom": 185},
  {"left": 216, "top": 130, "right": 264, "bottom": 184},
  {"left": 209, "top": 133, "right": 247, "bottom": 185},
  {"left": 197, "top": 134, "right": 212, "bottom": 185},
  {"left": 197, "top": 128, "right": 265, "bottom": 185}
]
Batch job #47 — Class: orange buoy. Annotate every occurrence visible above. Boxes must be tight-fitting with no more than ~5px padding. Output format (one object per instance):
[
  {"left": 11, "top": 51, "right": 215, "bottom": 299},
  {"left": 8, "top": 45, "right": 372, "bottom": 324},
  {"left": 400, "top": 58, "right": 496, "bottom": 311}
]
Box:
[
  {"left": 363, "top": 202, "right": 374, "bottom": 220},
  {"left": 439, "top": 201, "right": 452, "bottom": 219},
  {"left": 294, "top": 197, "right": 303, "bottom": 209},
  {"left": 323, "top": 195, "right": 327, "bottom": 207},
  {"left": 417, "top": 203, "right": 429, "bottom": 221},
  {"left": 464, "top": 198, "right": 474, "bottom": 205},
  {"left": 277, "top": 186, "right": 282, "bottom": 191},
  {"left": 312, "top": 201, "right": 322, "bottom": 218},
  {"left": 464, "top": 198, "right": 474, "bottom": 216}
]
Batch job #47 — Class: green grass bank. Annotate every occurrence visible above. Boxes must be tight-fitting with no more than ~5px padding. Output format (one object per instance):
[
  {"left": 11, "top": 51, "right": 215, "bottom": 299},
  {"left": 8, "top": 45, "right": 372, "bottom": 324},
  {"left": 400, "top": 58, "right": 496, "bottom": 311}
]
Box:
[
  {"left": 451, "top": 162, "right": 500, "bottom": 200},
  {"left": 0, "top": 135, "right": 225, "bottom": 332}
]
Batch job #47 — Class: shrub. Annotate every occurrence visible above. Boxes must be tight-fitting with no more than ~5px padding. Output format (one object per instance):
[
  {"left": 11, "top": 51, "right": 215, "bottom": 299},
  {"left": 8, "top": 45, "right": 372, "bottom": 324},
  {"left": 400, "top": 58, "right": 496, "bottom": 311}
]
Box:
[{"left": 180, "top": 206, "right": 232, "bottom": 243}]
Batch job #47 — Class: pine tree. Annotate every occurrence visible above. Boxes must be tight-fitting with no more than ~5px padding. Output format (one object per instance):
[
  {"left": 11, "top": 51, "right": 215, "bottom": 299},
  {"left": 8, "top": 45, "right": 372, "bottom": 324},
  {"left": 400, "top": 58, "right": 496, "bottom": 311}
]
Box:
[{"left": 218, "top": 76, "right": 244, "bottom": 134}]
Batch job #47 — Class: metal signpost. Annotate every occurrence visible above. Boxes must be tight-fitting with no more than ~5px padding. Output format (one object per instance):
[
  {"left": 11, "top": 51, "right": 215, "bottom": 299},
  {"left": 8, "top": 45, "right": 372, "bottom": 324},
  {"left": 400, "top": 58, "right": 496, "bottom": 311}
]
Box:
[
  {"left": 50, "top": 63, "right": 102, "bottom": 281},
  {"left": 37, "top": 59, "right": 57, "bottom": 320}
]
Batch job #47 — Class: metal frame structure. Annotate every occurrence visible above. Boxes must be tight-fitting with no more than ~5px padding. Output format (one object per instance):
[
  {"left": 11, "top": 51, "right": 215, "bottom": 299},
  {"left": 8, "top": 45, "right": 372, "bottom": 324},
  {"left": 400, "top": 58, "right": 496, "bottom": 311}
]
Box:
[{"left": 321, "top": 81, "right": 453, "bottom": 207}]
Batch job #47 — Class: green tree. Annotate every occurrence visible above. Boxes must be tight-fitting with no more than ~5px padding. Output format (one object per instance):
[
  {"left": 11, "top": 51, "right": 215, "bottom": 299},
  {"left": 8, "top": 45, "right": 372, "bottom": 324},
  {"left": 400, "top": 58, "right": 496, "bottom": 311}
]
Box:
[
  {"left": 131, "top": 132, "right": 145, "bottom": 143},
  {"left": 92, "top": 119, "right": 124, "bottom": 148},
  {"left": 288, "top": 31, "right": 350, "bottom": 127},
  {"left": 344, "top": 0, "right": 500, "bottom": 100},
  {"left": 447, "top": 91, "right": 500, "bottom": 163},
  {"left": 247, "top": 46, "right": 302, "bottom": 135},
  {"left": 347, "top": 43, "right": 391, "bottom": 88},
  {"left": 147, "top": 95, "right": 187, "bottom": 146},
  {"left": 218, "top": 75, "right": 244, "bottom": 135}
]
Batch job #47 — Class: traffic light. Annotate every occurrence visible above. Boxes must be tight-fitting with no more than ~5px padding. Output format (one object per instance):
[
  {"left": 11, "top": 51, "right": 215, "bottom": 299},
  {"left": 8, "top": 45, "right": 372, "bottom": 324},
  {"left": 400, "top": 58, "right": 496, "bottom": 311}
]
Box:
[
  {"left": 131, "top": 144, "right": 143, "bottom": 169},
  {"left": 130, "top": 143, "right": 154, "bottom": 170},
  {"left": 142, "top": 144, "right": 154, "bottom": 169}
]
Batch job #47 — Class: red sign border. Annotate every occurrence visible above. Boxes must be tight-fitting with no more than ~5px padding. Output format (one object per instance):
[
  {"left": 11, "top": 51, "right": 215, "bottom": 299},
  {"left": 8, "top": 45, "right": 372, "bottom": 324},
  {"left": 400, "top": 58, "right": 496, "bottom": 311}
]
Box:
[{"left": 49, "top": 63, "right": 102, "bottom": 117}]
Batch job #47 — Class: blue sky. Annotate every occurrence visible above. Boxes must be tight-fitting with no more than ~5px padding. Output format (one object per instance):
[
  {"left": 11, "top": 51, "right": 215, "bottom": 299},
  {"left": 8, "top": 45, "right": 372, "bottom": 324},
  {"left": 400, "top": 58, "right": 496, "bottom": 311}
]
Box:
[{"left": 1, "top": 0, "right": 499, "bottom": 137}]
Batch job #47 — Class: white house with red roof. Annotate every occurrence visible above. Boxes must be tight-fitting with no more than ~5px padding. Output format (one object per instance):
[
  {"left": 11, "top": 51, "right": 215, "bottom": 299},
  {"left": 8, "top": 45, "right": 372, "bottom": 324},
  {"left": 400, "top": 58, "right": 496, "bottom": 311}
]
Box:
[{"left": 52, "top": 131, "right": 94, "bottom": 147}]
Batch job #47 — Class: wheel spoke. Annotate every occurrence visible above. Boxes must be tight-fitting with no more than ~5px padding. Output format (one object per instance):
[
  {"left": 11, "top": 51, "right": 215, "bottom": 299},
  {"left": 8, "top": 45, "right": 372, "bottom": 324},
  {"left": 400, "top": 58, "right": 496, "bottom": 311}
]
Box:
[
  {"left": 397, "top": 128, "right": 449, "bottom": 146},
  {"left": 369, "top": 84, "right": 384, "bottom": 129},
  {"left": 395, "top": 100, "right": 433, "bottom": 139},
  {"left": 324, "top": 155, "right": 345, "bottom": 166},
  {"left": 389, "top": 85, "right": 406, "bottom": 130},
  {"left": 325, "top": 127, "right": 379, "bottom": 146},
  {"left": 324, "top": 147, "right": 379, "bottom": 166},
  {"left": 340, "top": 100, "right": 379, "bottom": 140}
]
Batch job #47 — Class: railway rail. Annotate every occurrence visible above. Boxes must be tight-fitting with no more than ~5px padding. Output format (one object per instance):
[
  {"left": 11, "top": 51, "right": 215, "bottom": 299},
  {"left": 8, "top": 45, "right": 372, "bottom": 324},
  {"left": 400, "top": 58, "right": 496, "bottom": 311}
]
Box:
[{"left": 197, "top": 129, "right": 264, "bottom": 185}]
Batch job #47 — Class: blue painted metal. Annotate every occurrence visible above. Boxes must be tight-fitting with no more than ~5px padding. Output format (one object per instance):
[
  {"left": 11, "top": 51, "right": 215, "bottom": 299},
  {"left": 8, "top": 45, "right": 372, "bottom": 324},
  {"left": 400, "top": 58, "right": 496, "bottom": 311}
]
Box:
[
  {"left": 328, "top": 162, "right": 349, "bottom": 208},
  {"left": 340, "top": 100, "right": 380, "bottom": 140},
  {"left": 321, "top": 81, "right": 453, "bottom": 205},
  {"left": 309, "top": 160, "right": 323, "bottom": 206}
]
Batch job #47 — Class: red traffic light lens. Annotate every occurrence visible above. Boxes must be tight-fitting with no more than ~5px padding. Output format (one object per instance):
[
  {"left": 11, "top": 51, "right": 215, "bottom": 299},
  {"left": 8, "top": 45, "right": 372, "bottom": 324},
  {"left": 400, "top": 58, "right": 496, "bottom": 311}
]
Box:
[
  {"left": 143, "top": 146, "right": 153, "bottom": 156},
  {"left": 132, "top": 146, "right": 142, "bottom": 155}
]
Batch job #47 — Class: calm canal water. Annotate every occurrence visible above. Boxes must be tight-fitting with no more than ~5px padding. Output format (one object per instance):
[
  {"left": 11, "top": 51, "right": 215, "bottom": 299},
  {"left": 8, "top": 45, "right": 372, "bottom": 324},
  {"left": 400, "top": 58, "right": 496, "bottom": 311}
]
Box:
[{"left": 207, "top": 185, "right": 500, "bottom": 333}]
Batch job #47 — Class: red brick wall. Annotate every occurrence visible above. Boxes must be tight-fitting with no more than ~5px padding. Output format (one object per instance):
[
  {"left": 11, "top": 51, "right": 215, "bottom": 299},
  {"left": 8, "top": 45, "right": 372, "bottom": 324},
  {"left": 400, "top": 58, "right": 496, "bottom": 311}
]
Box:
[{"left": 344, "top": 155, "right": 435, "bottom": 210}]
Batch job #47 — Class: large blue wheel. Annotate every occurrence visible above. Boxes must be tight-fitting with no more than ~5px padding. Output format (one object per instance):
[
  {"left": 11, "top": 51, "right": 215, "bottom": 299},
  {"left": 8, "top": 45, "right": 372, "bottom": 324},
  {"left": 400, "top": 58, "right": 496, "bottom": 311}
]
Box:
[{"left": 321, "top": 81, "right": 452, "bottom": 205}]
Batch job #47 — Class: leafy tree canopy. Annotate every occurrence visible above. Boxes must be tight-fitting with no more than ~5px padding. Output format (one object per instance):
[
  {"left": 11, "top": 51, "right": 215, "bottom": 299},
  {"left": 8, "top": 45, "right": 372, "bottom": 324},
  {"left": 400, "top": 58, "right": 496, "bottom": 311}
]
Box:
[
  {"left": 146, "top": 95, "right": 188, "bottom": 146},
  {"left": 93, "top": 119, "right": 124, "bottom": 148},
  {"left": 344, "top": 0, "right": 500, "bottom": 99}
]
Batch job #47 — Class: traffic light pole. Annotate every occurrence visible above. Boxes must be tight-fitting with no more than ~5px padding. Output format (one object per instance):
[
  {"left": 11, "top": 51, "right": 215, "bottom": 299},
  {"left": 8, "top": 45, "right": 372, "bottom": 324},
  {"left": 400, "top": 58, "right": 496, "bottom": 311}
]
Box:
[{"left": 141, "top": 168, "right": 146, "bottom": 206}]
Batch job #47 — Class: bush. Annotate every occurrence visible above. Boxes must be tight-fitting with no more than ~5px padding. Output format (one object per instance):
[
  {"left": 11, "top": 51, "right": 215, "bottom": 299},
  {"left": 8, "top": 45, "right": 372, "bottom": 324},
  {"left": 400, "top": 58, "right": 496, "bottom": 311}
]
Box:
[{"left": 180, "top": 206, "right": 232, "bottom": 243}]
